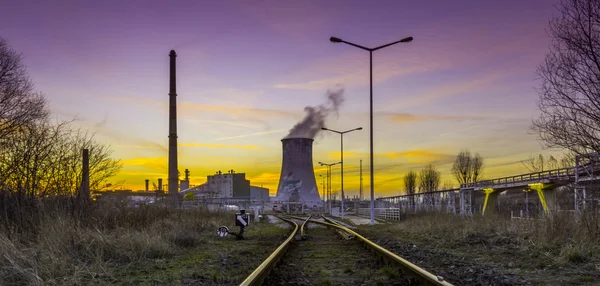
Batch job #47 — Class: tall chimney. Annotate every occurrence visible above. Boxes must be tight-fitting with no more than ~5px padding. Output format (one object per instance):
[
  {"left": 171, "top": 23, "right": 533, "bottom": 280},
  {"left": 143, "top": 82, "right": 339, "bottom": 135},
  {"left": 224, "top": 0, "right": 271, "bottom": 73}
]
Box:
[
  {"left": 168, "top": 50, "right": 179, "bottom": 196},
  {"left": 145, "top": 179, "right": 149, "bottom": 192},
  {"left": 158, "top": 178, "right": 163, "bottom": 193},
  {"left": 79, "top": 149, "right": 90, "bottom": 200}
]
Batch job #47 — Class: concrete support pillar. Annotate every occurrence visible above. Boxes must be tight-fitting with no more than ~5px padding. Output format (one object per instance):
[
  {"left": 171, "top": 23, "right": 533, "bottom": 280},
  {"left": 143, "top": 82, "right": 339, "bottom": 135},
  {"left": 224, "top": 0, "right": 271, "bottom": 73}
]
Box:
[
  {"left": 459, "top": 188, "right": 473, "bottom": 216},
  {"left": 528, "top": 183, "right": 555, "bottom": 214},
  {"left": 481, "top": 188, "right": 499, "bottom": 216}
]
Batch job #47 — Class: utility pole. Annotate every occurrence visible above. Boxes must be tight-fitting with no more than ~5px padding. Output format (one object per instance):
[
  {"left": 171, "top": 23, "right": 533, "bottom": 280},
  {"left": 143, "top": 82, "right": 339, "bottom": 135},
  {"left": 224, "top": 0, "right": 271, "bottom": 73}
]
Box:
[
  {"left": 329, "top": 35, "right": 413, "bottom": 225},
  {"left": 360, "top": 159, "right": 363, "bottom": 201},
  {"left": 321, "top": 127, "right": 362, "bottom": 220}
]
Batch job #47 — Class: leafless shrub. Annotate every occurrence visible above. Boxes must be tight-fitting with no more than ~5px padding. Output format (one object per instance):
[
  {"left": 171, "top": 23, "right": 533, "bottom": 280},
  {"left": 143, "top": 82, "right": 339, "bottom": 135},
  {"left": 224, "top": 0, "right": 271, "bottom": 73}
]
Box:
[
  {"left": 451, "top": 149, "right": 484, "bottom": 186},
  {"left": 403, "top": 170, "right": 417, "bottom": 195},
  {"left": 418, "top": 164, "right": 440, "bottom": 193},
  {"left": 521, "top": 153, "right": 575, "bottom": 172}
]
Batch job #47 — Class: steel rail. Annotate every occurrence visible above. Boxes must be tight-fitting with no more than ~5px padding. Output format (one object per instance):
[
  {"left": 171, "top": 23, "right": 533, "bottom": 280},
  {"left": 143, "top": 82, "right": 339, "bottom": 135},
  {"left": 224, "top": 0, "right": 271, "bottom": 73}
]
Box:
[
  {"left": 287, "top": 215, "right": 453, "bottom": 286},
  {"left": 321, "top": 215, "right": 354, "bottom": 228},
  {"left": 239, "top": 216, "right": 298, "bottom": 286},
  {"left": 299, "top": 214, "right": 311, "bottom": 239}
]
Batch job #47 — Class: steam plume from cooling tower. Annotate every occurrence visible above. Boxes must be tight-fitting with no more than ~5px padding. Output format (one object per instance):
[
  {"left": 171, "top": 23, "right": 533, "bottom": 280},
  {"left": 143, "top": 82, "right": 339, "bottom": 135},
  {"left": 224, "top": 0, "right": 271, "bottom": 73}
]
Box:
[{"left": 284, "top": 86, "right": 345, "bottom": 139}]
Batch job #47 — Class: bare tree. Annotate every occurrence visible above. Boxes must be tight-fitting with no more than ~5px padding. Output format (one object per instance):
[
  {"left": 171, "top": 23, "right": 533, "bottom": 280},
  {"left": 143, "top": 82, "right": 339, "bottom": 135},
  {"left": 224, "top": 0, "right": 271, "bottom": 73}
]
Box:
[
  {"left": 533, "top": 0, "right": 600, "bottom": 154},
  {"left": 0, "top": 38, "right": 121, "bottom": 198},
  {"left": 418, "top": 164, "right": 440, "bottom": 193},
  {"left": 472, "top": 153, "right": 483, "bottom": 182},
  {"left": 441, "top": 180, "right": 455, "bottom": 190},
  {"left": 403, "top": 170, "right": 417, "bottom": 195},
  {"left": 0, "top": 38, "right": 47, "bottom": 141},
  {"left": 451, "top": 149, "right": 484, "bottom": 186},
  {"left": 522, "top": 153, "right": 575, "bottom": 172},
  {"left": 1, "top": 120, "right": 122, "bottom": 197}
]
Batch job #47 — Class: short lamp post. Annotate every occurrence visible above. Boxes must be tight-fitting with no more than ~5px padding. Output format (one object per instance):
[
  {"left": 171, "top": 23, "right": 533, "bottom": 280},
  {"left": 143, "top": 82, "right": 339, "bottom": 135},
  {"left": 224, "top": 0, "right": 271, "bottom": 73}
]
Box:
[
  {"left": 319, "top": 174, "right": 326, "bottom": 205},
  {"left": 321, "top": 127, "right": 362, "bottom": 220},
  {"left": 319, "top": 161, "right": 341, "bottom": 213}
]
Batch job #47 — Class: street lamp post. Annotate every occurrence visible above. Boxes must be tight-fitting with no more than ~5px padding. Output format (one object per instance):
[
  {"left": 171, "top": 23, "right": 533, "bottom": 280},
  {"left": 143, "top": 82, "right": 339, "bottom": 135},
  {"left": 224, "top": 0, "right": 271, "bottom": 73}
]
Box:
[
  {"left": 321, "top": 127, "right": 362, "bottom": 220},
  {"left": 329, "top": 35, "right": 413, "bottom": 225},
  {"left": 319, "top": 161, "right": 341, "bottom": 213},
  {"left": 319, "top": 174, "right": 326, "bottom": 205}
]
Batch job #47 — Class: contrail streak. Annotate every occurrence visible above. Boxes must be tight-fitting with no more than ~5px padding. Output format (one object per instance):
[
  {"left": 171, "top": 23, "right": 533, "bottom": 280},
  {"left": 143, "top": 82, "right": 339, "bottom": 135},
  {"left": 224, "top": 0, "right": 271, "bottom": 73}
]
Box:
[{"left": 215, "top": 129, "right": 286, "bottom": 140}]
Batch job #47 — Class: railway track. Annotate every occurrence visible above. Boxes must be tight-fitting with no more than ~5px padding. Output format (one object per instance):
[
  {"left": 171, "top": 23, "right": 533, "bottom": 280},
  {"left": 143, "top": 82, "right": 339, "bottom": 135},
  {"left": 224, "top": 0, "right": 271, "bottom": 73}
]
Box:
[{"left": 240, "top": 214, "right": 453, "bottom": 286}]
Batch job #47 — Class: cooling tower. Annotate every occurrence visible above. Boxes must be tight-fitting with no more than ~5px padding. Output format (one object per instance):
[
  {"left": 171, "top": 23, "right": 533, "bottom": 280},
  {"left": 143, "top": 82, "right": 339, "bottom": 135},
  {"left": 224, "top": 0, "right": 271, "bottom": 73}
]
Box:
[{"left": 275, "top": 138, "right": 322, "bottom": 205}]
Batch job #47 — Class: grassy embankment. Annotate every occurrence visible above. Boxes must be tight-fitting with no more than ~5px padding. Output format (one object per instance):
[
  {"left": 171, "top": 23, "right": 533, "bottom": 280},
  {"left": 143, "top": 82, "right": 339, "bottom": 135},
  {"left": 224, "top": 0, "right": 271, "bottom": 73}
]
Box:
[
  {"left": 0, "top": 197, "right": 289, "bottom": 285},
  {"left": 358, "top": 211, "right": 600, "bottom": 284}
]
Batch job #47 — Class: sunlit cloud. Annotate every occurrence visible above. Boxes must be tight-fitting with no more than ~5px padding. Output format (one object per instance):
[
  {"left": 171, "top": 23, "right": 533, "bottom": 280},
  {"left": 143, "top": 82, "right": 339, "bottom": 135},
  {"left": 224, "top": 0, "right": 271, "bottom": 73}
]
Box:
[
  {"left": 439, "top": 124, "right": 479, "bottom": 137},
  {"left": 112, "top": 143, "right": 166, "bottom": 150},
  {"left": 180, "top": 102, "right": 293, "bottom": 118},
  {"left": 382, "top": 150, "right": 454, "bottom": 164},
  {"left": 120, "top": 156, "right": 167, "bottom": 172},
  {"left": 387, "top": 113, "right": 484, "bottom": 124},
  {"left": 180, "top": 102, "right": 297, "bottom": 129},
  {"left": 388, "top": 69, "right": 515, "bottom": 110},
  {"left": 327, "top": 151, "right": 359, "bottom": 160},
  {"left": 185, "top": 118, "right": 264, "bottom": 129},
  {"left": 179, "top": 143, "right": 265, "bottom": 150},
  {"left": 245, "top": 171, "right": 281, "bottom": 195},
  {"left": 215, "top": 129, "right": 286, "bottom": 140},
  {"left": 273, "top": 57, "right": 440, "bottom": 91},
  {"left": 107, "top": 95, "right": 299, "bottom": 130}
]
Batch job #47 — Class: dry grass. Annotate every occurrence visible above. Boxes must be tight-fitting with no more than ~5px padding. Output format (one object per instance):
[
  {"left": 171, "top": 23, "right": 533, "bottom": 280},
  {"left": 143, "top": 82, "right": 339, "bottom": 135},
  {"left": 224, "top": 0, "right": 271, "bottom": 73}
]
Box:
[
  {"left": 0, "top": 196, "right": 236, "bottom": 285},
  {"left": 374, "top": 210, "right": 600, "bottom": 266},
  {"left": 357, "top": 210, "right": 600, "bottom": 284}
]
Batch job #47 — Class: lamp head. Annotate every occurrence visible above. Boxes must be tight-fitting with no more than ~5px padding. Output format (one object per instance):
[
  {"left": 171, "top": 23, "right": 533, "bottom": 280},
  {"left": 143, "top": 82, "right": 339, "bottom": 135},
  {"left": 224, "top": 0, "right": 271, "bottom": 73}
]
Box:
[
  {"left": 330, "top": 37, "right": 343, "bottom": 43},
  {"left": 356, "top": 127, "right": 363, "bottom": 130},
  {"left": 400, "top": 36, "right": 413, "bottom": 43},
  {"left": 321, "top": 127, "right": 328, "bottom": 131}
]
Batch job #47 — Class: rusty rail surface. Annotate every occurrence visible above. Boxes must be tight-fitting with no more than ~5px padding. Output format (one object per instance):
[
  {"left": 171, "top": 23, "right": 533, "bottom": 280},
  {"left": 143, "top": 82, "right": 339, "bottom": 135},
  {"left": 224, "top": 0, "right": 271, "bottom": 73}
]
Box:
[
  {"left": 239, "top": 215, "right": 298, "bottom": 286},
  {"left": 286, "top": 215, "right": 454, "bottom": 286},
  {"left": 299, "top": 214, "right": 311, "bottom": 239}
]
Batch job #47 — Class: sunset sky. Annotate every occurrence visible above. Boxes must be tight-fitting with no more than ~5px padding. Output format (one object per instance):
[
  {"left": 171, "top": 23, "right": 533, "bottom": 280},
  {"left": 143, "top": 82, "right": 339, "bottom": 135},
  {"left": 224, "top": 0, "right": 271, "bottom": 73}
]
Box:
[{"left": 1, "top": 0, "right": 563, "bottom": 197}]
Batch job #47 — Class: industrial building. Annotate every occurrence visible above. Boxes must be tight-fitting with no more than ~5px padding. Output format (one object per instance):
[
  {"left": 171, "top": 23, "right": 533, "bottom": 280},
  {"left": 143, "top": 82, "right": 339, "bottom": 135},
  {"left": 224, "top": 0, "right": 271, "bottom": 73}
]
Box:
[
  {"left": 204, "top": 170, "right": 250, "bottom": 197},
  {"left": 250, "top": 186, "right": 270, "bottom": 201},
  {"left": 179, "top": 170, "right": 269, "bottom": 202}
]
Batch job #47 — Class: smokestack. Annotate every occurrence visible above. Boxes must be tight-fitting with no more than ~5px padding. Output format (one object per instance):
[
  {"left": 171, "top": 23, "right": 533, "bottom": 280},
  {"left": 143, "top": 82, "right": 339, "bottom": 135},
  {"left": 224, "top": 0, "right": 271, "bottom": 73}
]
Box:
[
  {"left": 275, "top": 138, "right": 321, "bottom": 206},
  {"left": 158, "top": 178, "right": 163, "bottom": 193},
  {"left": 79, "top": 149, "right": 90, "bottom": 200},
  {"left": 145, "top": 179, "right": 149, "bottom": 192},
  {"left": 168, "top": 50, "right": 179, "bottom": 196}
]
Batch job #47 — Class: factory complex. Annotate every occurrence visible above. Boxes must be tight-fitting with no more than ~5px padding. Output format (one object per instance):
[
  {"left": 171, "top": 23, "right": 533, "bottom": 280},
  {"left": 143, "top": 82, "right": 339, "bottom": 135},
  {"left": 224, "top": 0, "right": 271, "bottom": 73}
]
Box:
[{"left": 98, "top": 49, "right": 325, "bottom": 209}]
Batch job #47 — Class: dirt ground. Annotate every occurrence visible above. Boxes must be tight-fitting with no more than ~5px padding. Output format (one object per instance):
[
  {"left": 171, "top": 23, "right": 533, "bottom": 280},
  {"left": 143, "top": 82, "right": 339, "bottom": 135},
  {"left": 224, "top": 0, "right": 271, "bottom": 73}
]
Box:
[
  {"left": 357, "top": 220, "right": 600, "bottom": 286},
  {"left": 98, "top": 216, "right": 291, "bottom": 285}
]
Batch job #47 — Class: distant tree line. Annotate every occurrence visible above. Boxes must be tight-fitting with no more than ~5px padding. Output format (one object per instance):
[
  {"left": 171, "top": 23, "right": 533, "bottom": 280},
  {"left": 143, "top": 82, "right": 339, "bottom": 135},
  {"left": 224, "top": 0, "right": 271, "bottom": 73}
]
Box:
[
  {"left": 402, "top": 149, "right": 484, "bottom": 194},
  {"left": 403, "top": 164, "right": 443, "bottom": 194},
  {"left": 0, "top": 38, "right": 122, "bottom": 199}
]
